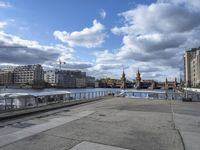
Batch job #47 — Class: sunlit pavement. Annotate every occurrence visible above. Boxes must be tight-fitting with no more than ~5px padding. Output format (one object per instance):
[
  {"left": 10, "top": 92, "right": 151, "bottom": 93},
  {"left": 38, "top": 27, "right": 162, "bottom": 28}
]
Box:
[{"left": 0, "top": 97, "right": 199, "bottom": 150}]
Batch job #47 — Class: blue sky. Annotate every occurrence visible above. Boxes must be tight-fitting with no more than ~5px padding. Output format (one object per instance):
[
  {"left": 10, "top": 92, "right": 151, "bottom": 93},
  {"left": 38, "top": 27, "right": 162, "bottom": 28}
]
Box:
[{"left": 0, "top": 0, "right": 200, "bottom": 81}]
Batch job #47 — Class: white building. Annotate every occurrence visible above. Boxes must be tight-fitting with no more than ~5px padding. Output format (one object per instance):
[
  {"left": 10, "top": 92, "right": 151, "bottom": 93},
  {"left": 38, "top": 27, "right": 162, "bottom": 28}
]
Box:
[{"left": 44, "top": 70, "right": 58, "bottom": 86}]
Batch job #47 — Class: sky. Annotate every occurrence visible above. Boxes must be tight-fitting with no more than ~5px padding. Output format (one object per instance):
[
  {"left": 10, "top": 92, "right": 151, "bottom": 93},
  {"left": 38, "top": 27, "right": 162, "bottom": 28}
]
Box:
[{"left": 0, "top": 0, "right": 200, "bottom": 81}]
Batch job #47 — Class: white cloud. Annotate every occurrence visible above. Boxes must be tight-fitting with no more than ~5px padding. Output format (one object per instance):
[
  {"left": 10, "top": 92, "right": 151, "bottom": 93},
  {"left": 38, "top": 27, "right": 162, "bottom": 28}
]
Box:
[
  {"left": 0, "top": 1, "right": 12, "bottom": 8},
  {"left": 89, "top": 63, "right": 123, "bottom": 71},
  {"left": 100, "top": 9, "right": 106, "bottom": 19},
  {"left": 94, "top": 50, "right": 119, "bottom": 62},
  {"left": 54, "top": 20, "right": 106, "bottom": 48},
  {"left": 112, "top": 3, "right": 200, "bottom": 35},
  {"left": 87, "top": 63, "right": 124, "bottom": 79},
  {"left": 99, "top": 0, "right": 200, "bottom": 80},
  {"left": 158, "top": 0, "right": 200, "bottom": 12},
  {"left": 0, "top": 21, "right": 7, "bottom": 29}
]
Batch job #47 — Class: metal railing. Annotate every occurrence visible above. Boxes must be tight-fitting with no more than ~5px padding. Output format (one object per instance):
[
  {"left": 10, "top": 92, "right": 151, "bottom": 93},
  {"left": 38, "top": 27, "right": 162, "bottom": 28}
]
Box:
[
  {"left": 122, "top": 90, "right": 186, "bottom": 100},
  {"left": 0, "top": 90, "right": 121, "bottom": 112}
]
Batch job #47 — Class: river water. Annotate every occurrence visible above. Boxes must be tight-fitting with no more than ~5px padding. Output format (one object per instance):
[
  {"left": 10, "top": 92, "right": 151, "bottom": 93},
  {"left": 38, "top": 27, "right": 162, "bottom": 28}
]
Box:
[
  {"left": 0, "top": 87, "right": 121, "bottom": 94},
  {"left": 0, "top": 87, "right": 169, "bottom": 94}
]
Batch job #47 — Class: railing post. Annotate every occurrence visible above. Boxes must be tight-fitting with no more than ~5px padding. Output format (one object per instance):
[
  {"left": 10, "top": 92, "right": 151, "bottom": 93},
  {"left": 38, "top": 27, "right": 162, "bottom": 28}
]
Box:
[
  {"left": 35, "top": 97, "right": 38, "bottom": 107},
  {"left": 68, "top": 93, "right": 70, "bottom": 102},
  {"left": 11, "top": 98, "right": 13, "bottom": 109},
  {"left": 4, "top": 96, "right": 7, "bottom": 110},
  {"left": 25, "top": 97, "right": 27, "bottom": 108}
]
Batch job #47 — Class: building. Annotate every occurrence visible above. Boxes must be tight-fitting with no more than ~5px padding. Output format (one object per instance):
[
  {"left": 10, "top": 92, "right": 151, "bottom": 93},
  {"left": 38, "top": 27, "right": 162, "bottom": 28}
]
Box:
[
  {"left": 184, "top": 48, "right": 200, "bottom": 87},
  {"left": 0, "top": 71, "right": 14, "bottom": 86},
  {"left": 56, "top": 70, "right": 76, "bottom": 88},
  {"left": 0, "top": 67, "right": 15, "bottom": 86},
  {"left": 97, "top": 78, "right": 121, "bottom": 88},
  {"left": 86, "top": 76, "right": 95, "bottom": 87},
  {"left": 76, "top": 71, "right": 86, "bottom": 88},
  {"left": 95, "top": 81, "right": 99, "bottom": 88},
  {"left": 0, "top": 66, "right": 16, "bottom": 72},
  {"left": 55, "top": 70, "right": 86, "bottom": 88},
  {"left": 44, "top": 70, "right": 58, "bottom": 87},
  {"left": 14, "top": 64, "right": 44, "bottom": 85}
]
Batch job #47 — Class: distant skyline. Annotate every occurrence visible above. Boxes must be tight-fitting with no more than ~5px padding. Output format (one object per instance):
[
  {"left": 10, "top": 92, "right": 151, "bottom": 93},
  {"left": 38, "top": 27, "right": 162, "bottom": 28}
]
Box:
[{"left": 0, "top": 0, "right": 200, "bottom": 81}]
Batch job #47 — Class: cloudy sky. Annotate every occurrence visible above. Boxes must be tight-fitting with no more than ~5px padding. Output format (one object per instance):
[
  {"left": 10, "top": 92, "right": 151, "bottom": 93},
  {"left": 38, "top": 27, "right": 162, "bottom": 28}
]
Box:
[{"left": 0, "top": 0, "right": 200, "bottom": 81}]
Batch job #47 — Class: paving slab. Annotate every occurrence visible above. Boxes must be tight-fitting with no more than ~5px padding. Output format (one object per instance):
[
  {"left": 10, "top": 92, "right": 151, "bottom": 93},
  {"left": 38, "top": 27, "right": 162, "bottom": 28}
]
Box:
[
  {"left": 0, "top": 111, "right": 94, "bottom": 147},
  {"left": 0, "top": 133, "right": 80, "bottom": 150}
]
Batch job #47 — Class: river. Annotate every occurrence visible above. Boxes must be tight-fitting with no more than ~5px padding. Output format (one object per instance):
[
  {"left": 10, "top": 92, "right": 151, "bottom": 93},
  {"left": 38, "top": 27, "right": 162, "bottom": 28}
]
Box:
[{"left": 0, "top": 87, "right": 169, "bottom": 94}]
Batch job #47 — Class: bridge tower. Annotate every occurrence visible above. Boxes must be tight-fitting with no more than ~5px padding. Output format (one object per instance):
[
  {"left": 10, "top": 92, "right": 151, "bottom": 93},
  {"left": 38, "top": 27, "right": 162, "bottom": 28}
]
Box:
[
  {"left": 165, "top": 78, "right": 169, "bottom": 89},
  {"left": 135, "top": 68, "right": 141, "bottom": 89},
  {"left": 120, "top": 68, "right": 126, "bottom": 89}
]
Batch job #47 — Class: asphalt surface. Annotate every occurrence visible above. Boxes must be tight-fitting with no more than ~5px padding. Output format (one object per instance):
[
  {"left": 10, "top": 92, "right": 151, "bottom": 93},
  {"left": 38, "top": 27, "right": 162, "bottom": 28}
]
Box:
[{"left": 0, "top": 97, "right": 199, "bottom": 150}]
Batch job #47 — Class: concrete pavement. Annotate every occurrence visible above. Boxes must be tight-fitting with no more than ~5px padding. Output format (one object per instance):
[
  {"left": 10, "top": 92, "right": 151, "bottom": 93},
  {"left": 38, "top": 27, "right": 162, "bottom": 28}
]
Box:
[
  {"left": 172, "top": 101, "right": 200, "bottom": 150},
  {"left": 0, "top": 97, "right": 196, "bottom": 150}
]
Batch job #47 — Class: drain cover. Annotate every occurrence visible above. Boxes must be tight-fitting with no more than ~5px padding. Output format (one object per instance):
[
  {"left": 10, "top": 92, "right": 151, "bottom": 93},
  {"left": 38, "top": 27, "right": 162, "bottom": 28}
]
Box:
[{"left": 12, "top": 122, "right": 35, "bottom": 128}]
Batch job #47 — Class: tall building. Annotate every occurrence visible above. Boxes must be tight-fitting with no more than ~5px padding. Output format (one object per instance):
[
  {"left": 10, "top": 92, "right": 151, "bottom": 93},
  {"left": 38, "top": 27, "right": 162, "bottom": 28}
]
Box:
[
  {"left": 14, "top": 64, "right": 44, "bottom": 85},
  {"left": 184, "top": 48, "right": 200, "bottom": 87}
]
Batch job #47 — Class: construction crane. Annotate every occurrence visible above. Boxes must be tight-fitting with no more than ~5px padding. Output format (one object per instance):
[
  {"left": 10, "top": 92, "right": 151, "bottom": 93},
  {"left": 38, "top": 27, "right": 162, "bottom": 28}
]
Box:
[{"left": 58, "top": 60, "right": 66, "bottom": 70}]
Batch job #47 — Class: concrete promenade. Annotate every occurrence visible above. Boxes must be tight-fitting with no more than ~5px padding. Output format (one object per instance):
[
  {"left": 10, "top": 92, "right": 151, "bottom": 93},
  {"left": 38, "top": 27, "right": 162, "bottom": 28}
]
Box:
[{"left": 0, "top": 97, "right": 199, "bottom": 150}]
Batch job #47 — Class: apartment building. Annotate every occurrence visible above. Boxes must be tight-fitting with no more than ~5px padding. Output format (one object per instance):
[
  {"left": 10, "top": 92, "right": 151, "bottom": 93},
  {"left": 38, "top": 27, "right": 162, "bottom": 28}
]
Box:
[
  {"left": 184, "top": 48, "right": 200, "bottom": 87},
  {"left": 56, "top": 70, "right": 77, "bottom": 88},
  {"left": 14, "top": 64, "right": 44, "bottom": 85},
  {"left": 0, "top": 71, "right": 14, "bottom": 86},
  {"left": 0, "top": 66, "right": 16, "bottom": 86},
  {"left": 44, "top": 70, "right": 58, "bottom": 87},
  {"left": 44, "top": 70, "right": 86, "bottom": 88}
]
